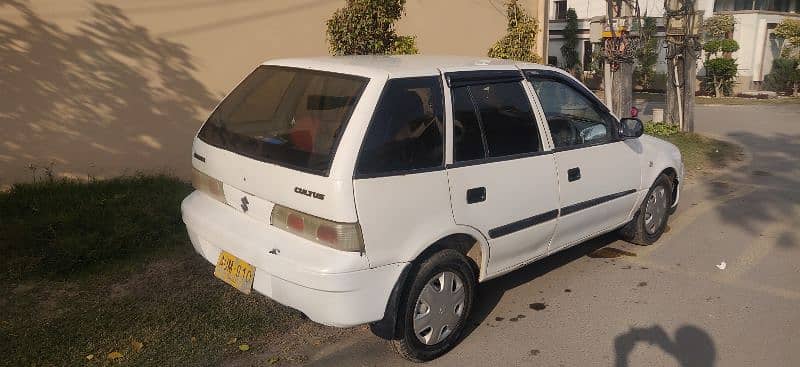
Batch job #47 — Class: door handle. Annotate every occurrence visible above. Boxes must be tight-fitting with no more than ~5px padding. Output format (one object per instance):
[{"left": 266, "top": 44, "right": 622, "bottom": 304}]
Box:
[
  {"left": 466, "top": 187, "right": 486, "bottom": 204},
  {"left": 568, "top": 167, "right": 581, "bottom": 182}
]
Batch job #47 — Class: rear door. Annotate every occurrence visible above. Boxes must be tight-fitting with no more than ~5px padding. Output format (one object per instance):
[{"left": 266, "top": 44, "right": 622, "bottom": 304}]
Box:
[
  {"left": 351, "top": 75, "right": 456, "bottom": 268},
  {"left": 443, "top": 69, "right": 559, "bottom": 276},
  {"left": 525, "top": 69, "right": 641, "bottom": 251}
]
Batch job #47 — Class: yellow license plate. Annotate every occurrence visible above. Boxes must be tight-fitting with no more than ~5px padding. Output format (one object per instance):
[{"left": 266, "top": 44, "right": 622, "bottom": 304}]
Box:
[{"left": 214, "top": 251, "right": 255, "bottom": 294}]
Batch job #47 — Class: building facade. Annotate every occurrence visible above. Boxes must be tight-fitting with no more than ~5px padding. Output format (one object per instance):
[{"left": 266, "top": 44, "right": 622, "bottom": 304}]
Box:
[
  {"left": 547, "top": 0, "right": 800, "bottom": 92},
  {"left": 0, "top": 0, "right": 550, "bottom": 186}
]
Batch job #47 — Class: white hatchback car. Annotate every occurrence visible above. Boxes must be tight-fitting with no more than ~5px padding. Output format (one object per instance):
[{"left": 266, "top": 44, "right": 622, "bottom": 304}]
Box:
[{"left": 182, "top": 55, "right": 683, "bottom": 361}]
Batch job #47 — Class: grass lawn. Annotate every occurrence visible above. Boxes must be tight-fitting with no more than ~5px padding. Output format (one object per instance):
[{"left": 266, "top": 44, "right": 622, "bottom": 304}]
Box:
[
  {"left": 0, "top": 175, "right": 304, "bottom": 366},
  {"left": 644, "top": 123, "right": 744, "bottom": 177},
  {"left": 0, "top": 134, "right": 742, "bottom": 366},
  {"left": 695, "top": 96, "right": 800, "bottom": 105}
]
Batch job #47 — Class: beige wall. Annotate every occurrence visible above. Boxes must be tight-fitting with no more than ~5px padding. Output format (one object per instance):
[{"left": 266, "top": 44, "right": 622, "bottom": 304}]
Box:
[{"left": 0, "top": 0, "right": 546, "bottom": 186}]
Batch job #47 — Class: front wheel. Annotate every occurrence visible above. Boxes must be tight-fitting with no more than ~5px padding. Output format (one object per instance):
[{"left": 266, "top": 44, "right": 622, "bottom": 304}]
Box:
[
  {"left": 392, "top": 249, "right": 476, "bottom": 362},
  {"left": 620, "top": 174, "right": 674, "bottom": 245}
]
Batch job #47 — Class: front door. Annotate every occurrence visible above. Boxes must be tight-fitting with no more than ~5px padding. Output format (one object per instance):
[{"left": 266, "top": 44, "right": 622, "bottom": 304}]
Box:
[
  {"left": 444, "top": 70, "right": 560, "bottom": 276},
  {"left": 526, "top": 70, "right": 641, "bottom": 251}
]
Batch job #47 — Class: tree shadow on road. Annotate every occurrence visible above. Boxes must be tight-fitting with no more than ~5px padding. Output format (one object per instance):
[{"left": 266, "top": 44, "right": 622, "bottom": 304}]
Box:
[
  {"left": 614, "top": 324, "right": 716, "bottom": 367},
  {"left": 0, "top": 0, "right": 215, "bottom": 184},
  {"left": 706, "top": 131, "right": 800, "bottom": 248}
]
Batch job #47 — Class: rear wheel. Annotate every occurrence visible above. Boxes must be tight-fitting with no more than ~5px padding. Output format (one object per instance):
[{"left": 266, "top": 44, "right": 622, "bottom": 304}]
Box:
[
  {"left": 620, "top": 174, "right": 674, "bottom": 245},
  {"left": 392, "top": 249, "right": 475, "bottom": 362}
]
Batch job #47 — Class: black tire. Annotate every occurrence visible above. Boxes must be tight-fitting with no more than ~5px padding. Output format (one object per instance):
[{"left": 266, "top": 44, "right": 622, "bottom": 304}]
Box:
[
  {"left": 620, "top": 173, "right": 674, "bottom": 245},
  {"left": 392, "top": 249, "right": 476, "bottom": 362}
]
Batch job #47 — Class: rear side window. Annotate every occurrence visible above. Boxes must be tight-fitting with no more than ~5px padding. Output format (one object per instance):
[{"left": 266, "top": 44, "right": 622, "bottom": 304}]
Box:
[
  {"left": 452, "top": 82, "right": 541, "bottom": 162},
  {"left": 198, "top": 66, "right": 367, "bottom": 176},
  {"left": 356, "top": 77, "right": 444, "bottom": 176}
]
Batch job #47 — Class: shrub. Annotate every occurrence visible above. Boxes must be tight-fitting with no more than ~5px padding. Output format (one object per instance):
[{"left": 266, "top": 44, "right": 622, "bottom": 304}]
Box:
[
  {"left": 704, "top": 14, "right": 735, "bottom": 38},
  {"left": 764, "top": 58, "right": 800, "bottom": 96},
  {"left": 704, "top": 57, "right": 738, "bottom": 97},
  {"left": 326, "top": 0, "right": 418, "bottom": 55},
  {"left": 645, "top": 122, "right": 680, "bottom": 137},
  {"left": 702, "top": 39, "right": 739, "bottom": 54},
  {"left": 488, "top": 0, "right": 541, "bottom": 63}
]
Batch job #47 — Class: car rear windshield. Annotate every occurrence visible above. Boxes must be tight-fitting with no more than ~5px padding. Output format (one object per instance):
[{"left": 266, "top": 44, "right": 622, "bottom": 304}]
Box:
[{"left": 198, "top": 66, "right": 368, "bottom": 175}]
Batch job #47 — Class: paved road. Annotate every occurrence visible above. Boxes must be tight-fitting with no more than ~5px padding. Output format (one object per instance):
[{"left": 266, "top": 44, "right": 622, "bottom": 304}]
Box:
[{"left": 305, "top": 104, "right": 800, "bottom": 366}]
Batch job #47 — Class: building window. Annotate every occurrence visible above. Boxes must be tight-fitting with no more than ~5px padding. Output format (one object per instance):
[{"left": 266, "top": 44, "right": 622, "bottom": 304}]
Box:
[
  {"left": 755, "top": 0, "right": 793, "bottom": 12},
  {"left": 554, "top": 0, "right": 567, "bottom": 20},
  {"left": 715, "top": 0, "right": 798, "bottom": 12},
  {"left": 583, "top": 41, "right": 593, "bottom": 70}
]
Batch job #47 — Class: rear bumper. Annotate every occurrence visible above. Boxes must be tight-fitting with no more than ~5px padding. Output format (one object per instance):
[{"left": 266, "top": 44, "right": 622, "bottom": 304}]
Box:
[{"left": 181, "top": 191, "right": 406, "bottom": 327}]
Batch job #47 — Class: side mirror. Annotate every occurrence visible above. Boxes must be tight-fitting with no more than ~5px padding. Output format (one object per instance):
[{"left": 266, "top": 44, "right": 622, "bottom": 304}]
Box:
[{"left": 618, "top": 117, "right": 644, "bottom": 139}]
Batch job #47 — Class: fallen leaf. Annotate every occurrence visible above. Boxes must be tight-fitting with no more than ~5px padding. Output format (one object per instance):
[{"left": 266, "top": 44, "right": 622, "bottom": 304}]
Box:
[
  {"left": 107, "top": 351, "right": 123, "bottom": 360},
  {"left": 226, "top": 337, "right": 237, "bottom": 345},
  {"left": 267, "top": 356, "right": 280, "bottom": 365},
  {"left": 190, "top": 336, "right": 197, "bottom": 343},
  {"left": 85, "top": 354, "right": 94, "bottom": 360},
  {"left": 131, "top": 340, "right": 143, "bottom": 353},
  {"left": 238, "top": 344, "right": 250, "bottom": 351}
]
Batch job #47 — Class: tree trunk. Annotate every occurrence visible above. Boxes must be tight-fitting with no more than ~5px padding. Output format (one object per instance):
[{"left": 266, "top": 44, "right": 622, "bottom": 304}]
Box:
[
  {"left": 714, "top": 76, "right": 721, "bottom": 98},
  {"left": 683, "top": 54, "right": 696, "bottom": 132},
  {"left": 666, "top": 56, "right": 679, "bottom": 126},
  {"left": 611, "top": 62, "right": 634, "bottom": 118},
  {"left": 793, "top": 82, "right": 798, "bottom": 97},
  {"left": 665, "top": 53, "right": 696, "bottom": 132}
]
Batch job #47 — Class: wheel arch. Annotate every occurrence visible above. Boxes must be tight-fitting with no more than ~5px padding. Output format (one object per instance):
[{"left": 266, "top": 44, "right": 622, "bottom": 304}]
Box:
[
  {"left": 653, "top": 166, "right": 679, "bottom": 207},
  {"left": 370, "top": 227, "right": 488, "bottom": 340}
]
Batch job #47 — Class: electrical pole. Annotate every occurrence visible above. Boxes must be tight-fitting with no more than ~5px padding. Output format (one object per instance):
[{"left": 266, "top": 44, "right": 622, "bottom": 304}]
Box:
[{"left": 664, "top": 0, "right": 702, "bottom": 132}]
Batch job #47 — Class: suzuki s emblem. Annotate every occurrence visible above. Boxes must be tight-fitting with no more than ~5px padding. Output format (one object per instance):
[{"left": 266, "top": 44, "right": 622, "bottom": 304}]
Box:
[{"left": 240, "top": 196, "right": 249, "bottom": 212}]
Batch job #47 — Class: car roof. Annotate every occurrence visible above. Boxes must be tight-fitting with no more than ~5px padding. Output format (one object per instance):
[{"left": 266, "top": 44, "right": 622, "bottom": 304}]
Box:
[{"left": 263, "top": 55, "right": 556, "bottom": 79}]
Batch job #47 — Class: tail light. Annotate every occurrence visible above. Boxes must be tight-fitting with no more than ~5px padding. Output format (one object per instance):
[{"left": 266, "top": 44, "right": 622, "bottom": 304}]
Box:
[
  {"left": 270, "top": 205, "right": 364, "bottom": 252},
  {"left": 191, "top": 168, "right": 225, "bottom": 203}
]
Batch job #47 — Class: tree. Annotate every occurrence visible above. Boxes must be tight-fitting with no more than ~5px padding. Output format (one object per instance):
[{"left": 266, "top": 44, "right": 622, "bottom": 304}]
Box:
[
  {"left": 326, "top": 0, "right": 418, "bottom": 55},
  {"left": 634, "top": 16, "right": 659, "bottom": 90},
  {"left": 703, "top": 57, "right": 738, "bottom": 97},
  {"left": 487, "top": 0, "right": 541, "bottom": 63},
  {"left": 774, "top": 18, "right": 800, "bottom": 59},
  {"left": 770, "top": 18, "right": 800, "bottom": 96},
  {"left": 560, "top": 8, "right": 580, "bottom": 73},
  {"left": 702, "top": 15, "right": 739, "bottom": 97}
]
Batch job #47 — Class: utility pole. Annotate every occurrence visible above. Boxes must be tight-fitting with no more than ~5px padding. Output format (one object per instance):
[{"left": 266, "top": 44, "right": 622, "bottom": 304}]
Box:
[
  {"left": 602, "top": 0, "right": 645, "bottom": 118},
  {"left": 664, "top": 0, "right": 702, "bottom": 132}
]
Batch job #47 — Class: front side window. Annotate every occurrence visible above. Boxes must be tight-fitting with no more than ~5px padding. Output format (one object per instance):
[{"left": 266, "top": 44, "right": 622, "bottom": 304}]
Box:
[
  {"left": 198, "top": 66, "right": 367, "bottom": 175},
  {"left": 356, "top": 77, "right": 444, "bottom": 176},
  {"left": 529, "top": 78, "right": 615, "bottom": 148},
  {"left": 451, "top": 82, "right": 541, "bottom": 162}
]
